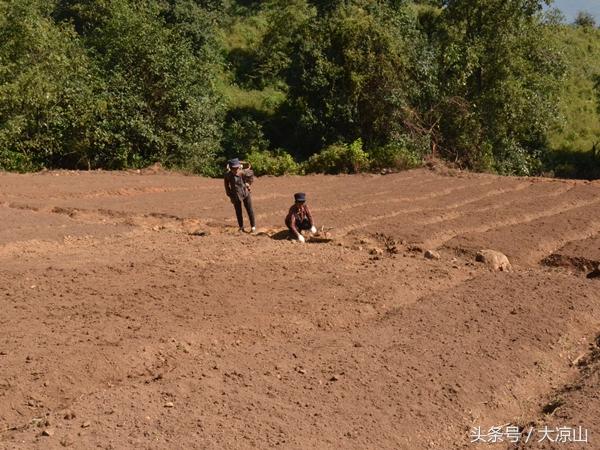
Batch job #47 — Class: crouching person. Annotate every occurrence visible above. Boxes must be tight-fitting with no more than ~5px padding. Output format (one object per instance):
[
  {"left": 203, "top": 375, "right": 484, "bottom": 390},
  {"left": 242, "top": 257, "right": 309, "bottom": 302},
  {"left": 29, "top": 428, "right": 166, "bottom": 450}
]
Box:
[{"left": 285, "top": 192, "right": 317, "bottom": 243}]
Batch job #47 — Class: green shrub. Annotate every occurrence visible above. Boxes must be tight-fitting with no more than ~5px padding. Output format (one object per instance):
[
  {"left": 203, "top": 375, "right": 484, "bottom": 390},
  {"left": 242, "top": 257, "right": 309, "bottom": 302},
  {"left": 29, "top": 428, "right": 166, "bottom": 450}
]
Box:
[
  {"left": 493, "top": 141, "right": 543, "bottom": 176},
  {"left": 304, "top": 139, "right": 370, "bottom": 174},
  {"left": 369, "top": 135, "right": 429, "bottom": 170},
  {"left": 0, "top": 149, "right": 37, "bottom": 172},
  {"left": 222, "top": 115, "right": 269, "bottom": 159},
  {"left": 246, "top": 149, "right": 300, "bottom": 176}
]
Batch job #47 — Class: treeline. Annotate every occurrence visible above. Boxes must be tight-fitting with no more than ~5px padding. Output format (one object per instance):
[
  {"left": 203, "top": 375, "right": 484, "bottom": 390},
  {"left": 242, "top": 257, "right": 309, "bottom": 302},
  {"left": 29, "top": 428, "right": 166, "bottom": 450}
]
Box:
[{"left": 0, "top": 0, "right": 597, "bottom": 176}]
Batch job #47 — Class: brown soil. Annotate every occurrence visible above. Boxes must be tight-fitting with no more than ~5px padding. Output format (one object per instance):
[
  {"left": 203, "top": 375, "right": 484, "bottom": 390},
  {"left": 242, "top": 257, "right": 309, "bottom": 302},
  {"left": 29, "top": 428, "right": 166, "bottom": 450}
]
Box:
[{"left": 1, "top": 168, "right": 599, "bottom": 449}]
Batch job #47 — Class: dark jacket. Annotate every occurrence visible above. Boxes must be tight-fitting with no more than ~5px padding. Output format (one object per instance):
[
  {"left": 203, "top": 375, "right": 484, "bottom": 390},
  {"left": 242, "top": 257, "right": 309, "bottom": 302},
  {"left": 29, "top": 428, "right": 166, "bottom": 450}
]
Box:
[
  {"left": 285, "top": 204, "right": 314, "bottom": 234},
  {"left": 224, "top": 170, "right": 250, "bottom": 202}
]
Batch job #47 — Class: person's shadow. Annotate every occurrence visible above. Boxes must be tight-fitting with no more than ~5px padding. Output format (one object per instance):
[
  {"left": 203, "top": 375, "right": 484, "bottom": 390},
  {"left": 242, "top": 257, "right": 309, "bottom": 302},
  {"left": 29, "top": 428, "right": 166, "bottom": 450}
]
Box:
[
  {"left": 270, "top": 230, "right": 292, "bottom": 240},
  {"left": 267, "top": 229, "right": 332, "bottom": 243}
]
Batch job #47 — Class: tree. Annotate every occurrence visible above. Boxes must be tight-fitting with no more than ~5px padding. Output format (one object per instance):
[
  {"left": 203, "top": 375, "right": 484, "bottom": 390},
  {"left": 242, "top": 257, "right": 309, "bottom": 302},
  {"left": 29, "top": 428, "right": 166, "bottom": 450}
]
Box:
[
  {"left": 53, "top": 0, "right": 225, "bottom": 172},
  {"left": 436, "top": 0, "right": 564, "bottom": 174},
  {"left": 278, "top": 0, "right": 434, "bottom": 157},
  {"left": 0, "top": 0, "right": 101, "bottom": 170},
  {"left": 254, "top": 0, "right": 317, "bottom": 88},
  {"left": 0, "top": 0, "right": 225, "bottom": 173},
  {"left": 574, "top": 11, "right": 596, "bottom": 28},
  {"left": 94, "top": 1, "right": 224, "bottom": 170}
]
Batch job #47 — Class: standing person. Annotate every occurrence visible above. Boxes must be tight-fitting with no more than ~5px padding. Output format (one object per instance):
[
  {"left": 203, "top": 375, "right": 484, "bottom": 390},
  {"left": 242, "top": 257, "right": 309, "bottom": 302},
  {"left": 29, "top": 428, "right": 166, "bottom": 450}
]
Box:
[
  {"left": 285, "top": 192, "right": 317, "bottom": 243},
  {"left": 224, "top": 158, "right": 256, "bottom": 232}
]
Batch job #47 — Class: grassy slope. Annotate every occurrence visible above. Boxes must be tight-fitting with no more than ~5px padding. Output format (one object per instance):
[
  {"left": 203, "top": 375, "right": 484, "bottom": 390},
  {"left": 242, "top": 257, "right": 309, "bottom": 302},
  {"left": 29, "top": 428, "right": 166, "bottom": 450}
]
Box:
[
  {"left": 549, "top": 25, "right": 600, "bottom": 152},
  {"left": 217, "top": 6, "right": 286, "bottom": 116}
]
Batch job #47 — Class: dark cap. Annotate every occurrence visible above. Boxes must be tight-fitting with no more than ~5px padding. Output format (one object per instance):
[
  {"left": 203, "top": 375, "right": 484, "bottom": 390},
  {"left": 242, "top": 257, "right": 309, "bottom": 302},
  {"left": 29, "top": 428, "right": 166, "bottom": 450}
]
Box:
[
  {"left": 294, "top": 192, "right": 306, "bottom": 202},
  {"left": 228, "top": 158, "right": 241, "bottom": 168}
]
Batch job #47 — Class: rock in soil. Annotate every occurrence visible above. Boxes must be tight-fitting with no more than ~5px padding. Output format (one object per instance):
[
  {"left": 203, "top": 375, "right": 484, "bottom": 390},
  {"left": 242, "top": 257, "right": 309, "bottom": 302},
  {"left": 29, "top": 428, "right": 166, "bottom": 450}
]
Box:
[{"left": 475, "top": 249, "right": 512, "bottom": 271}]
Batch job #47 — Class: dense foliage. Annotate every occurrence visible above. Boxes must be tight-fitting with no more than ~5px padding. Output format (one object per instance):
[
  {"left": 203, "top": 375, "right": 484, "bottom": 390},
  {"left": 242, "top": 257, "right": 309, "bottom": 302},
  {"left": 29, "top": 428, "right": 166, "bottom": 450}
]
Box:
[
  {"left": 1, "top": 0, "right": 224, "bottom": 173},
  {"left": 0, "top": 0, "right": 598, "bottom": 177},
  {"left": 434, "top": 0, "right": 564, "bottom": 174}
]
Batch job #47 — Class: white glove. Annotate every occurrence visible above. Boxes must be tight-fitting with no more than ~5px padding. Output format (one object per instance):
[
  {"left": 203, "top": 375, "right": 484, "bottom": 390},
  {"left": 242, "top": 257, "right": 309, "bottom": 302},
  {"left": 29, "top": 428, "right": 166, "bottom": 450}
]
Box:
[
  {"left": 310, "top": 225, "right": 317, "bottom": 234},
  {"left": 298, "top": 234, "right": 305, "bottom": 243}
]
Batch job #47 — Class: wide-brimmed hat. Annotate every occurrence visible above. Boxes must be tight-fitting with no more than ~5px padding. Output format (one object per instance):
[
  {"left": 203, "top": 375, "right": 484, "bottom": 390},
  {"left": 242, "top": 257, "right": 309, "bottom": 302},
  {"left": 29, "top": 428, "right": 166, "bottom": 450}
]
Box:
[
  {"left": 294, "top": 192, "right": 306, "bottom": 202},
  {"left": 228, "top": 158, "right": 241, "bottom": 168}
]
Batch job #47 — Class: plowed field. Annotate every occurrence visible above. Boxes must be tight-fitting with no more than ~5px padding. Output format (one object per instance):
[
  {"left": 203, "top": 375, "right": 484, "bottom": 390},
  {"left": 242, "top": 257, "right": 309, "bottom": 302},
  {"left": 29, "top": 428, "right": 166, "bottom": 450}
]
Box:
[{"left": 1, "top": 167, "right": 599, "bottom": 449}]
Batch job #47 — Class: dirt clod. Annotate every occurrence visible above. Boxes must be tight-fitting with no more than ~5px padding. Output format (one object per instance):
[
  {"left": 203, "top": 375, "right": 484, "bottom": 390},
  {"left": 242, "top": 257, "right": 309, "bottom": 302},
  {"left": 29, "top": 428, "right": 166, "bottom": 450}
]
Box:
[
  {"left": 475, "top": 249, "right": 512, "bottom": 271},
  {"left": 424, "top": 250, "right": 441, "bottom": 260}
]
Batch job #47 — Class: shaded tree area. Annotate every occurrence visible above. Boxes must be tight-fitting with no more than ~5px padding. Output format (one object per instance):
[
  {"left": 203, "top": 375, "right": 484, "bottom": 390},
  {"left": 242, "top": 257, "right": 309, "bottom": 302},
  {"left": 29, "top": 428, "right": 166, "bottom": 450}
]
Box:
[{"left": 1, "top": 0, "right": 595, "bottom": 177}]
